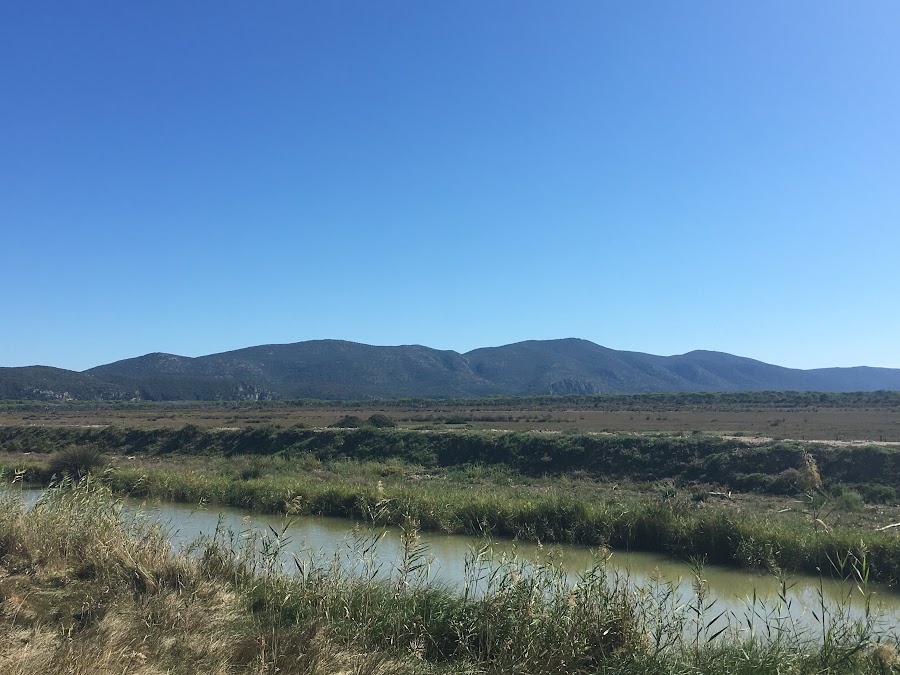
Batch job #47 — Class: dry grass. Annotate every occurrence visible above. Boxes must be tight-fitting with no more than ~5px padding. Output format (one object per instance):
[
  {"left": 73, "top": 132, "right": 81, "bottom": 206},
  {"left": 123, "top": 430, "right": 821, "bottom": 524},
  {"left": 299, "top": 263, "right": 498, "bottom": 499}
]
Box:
[
  {"left": 0, "top": 481, "right": 434, "bottom": 675},
  {"left": 3, "top": 402, "right": 900, "bottom": 441},
  {"left": 2, "top": 479, "right": 898, "bottom": 675}
]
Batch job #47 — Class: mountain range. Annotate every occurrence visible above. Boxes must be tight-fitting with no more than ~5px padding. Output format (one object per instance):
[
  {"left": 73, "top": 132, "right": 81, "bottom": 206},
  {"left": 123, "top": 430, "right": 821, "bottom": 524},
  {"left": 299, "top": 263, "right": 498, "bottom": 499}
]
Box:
[{"left": 1, "top": 339, "right": 899, "bottom": 401}]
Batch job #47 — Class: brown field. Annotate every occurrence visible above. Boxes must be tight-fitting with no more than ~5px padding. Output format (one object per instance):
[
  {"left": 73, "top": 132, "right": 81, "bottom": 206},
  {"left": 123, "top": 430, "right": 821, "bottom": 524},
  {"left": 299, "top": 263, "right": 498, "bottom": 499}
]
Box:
[{"left": 2, "top": 402, "right": 899, "bottom": 442}]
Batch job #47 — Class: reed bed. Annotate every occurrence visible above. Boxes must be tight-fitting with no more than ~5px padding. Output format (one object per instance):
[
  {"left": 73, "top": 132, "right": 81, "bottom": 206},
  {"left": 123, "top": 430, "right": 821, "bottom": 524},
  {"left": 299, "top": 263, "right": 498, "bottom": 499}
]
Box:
[
  {"left": 4, "top": 425, "right": 900, "bottom": 502},
  {"left": 1, "top": 479, "right": 899, "bottom": 674},
  {"left": 83, "top": 461, "right": 900, "bottom": 586}
]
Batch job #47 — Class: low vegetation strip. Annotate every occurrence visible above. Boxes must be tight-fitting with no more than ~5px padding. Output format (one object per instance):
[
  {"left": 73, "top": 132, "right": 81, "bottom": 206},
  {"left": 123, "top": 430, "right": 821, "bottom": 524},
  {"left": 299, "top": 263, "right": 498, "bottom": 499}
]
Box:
[
  {"left": 3, "top": 424, "right": 900, "bottom": 583},
  {"left": 100, "top": 464, "right": 900, "bottom": 585},
  {"left": 1, "top": 481, "right": 897, "bottom": 674},
  {"left": 4, "top": 389, "right": 900, "bottom": 411},
  {"left": 2, "top": 424, "right": 900, "bottom": 501},
  {"left": 3, "top": 450, "right": 900, "bottom": 585}
]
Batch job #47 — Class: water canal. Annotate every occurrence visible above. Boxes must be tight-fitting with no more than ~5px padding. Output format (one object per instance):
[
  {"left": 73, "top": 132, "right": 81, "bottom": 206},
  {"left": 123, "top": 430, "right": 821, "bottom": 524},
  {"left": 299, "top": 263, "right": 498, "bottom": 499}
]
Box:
[{"left": 18, "top": 489, "right": 900, "bottom": 637}]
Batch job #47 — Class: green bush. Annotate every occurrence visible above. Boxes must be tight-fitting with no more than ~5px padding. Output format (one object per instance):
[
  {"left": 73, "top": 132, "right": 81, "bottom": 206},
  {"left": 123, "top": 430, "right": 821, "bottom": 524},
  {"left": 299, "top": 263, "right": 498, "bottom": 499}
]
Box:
[
  {"left": 771, "top": 468, "right": 803, "bottom": 494},
  {"left": 328, "top": 415, "right": 362, "bottom": 428},
  {"left": 834, "top": 489, "right": 865, "bottom": 512},
  {"left": 48, "top": 445, "right": 107, "bottom": 478},
  {"left": 443, "top": 416, "right": 469, "bottom": 425},
  {"left": 366, "top": 413, "right": 396, "bottom": 428},
  {"left": 854, "top": 483, "right": 896, "bottom": 504}
]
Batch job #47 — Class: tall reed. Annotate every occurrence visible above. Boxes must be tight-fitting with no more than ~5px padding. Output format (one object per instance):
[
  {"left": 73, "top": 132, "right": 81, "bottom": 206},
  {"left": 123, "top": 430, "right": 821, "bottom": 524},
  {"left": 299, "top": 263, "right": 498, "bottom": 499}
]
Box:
[{"left": 2, "top": 479, "right": 898, "bottom": 674}]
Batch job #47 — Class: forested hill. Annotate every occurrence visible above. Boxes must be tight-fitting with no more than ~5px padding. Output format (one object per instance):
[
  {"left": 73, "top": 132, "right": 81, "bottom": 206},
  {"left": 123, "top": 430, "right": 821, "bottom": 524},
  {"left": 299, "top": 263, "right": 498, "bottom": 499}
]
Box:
[{"left": 2, "top": 338, "right": 900, "bottom": 401}]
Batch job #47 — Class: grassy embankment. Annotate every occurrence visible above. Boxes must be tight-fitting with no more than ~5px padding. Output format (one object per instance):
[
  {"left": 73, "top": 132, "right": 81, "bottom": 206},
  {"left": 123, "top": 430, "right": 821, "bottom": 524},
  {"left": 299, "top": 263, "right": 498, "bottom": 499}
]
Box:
[
  {"left": 2, "top": 425, "right": 900, "bottom": 584},
  {"left": 1, "top": 480, "right": 898, "bottom": 674}
]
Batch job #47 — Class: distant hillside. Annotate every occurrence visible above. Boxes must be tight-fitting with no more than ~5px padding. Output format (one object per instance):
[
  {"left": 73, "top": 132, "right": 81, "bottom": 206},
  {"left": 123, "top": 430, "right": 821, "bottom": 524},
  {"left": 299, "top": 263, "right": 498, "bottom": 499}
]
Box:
[
  {"left": 86, "top": 341, "right": 496, "bottom": 400},
  {"left": 1, "top": 338, "right": 899, "bottom": 401},
  {"left": 466, "top": 339, "right": 900, "bottom": 395},
  {"left": 0, "top": 366, "right": 131, "bottom": 401}
]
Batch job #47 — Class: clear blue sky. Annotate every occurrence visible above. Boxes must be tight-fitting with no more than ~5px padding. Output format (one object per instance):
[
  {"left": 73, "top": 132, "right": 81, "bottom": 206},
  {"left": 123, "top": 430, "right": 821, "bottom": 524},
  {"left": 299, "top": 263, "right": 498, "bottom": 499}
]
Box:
[{"left": 3, "top": 1, "right": 898, "bottom": 371}]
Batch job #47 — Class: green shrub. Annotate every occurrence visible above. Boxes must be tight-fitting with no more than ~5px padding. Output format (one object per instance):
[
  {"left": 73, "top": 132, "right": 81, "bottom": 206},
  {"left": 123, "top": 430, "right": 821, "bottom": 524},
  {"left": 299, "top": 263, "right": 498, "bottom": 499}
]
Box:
[
  {"left": 834, "top": 489, "right": 865, "bottom": 512},
  {"left": 443, "top": 416, "right": 469, "bottom": 425},
  {"left": 48, "top": 445, "right": 107, "bottom": 478},
  {"left": 854, "top": 483, "right": 896, "bottom": 504},
  {"left": 771, "top": 468, "right": 803, "bottom": 494},
  {"left": 328, "top": 415, "right": 362, "bottom": 428},
  {"left": 366, "top": 414, "right": 396, "bottom": 428},
  {"left": 732, "top": 472, "right": 774, "bottom": 493}
]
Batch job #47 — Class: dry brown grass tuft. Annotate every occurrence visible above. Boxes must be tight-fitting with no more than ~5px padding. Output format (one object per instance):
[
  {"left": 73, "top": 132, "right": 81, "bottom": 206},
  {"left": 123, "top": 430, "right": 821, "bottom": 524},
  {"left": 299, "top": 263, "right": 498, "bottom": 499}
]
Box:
[{"left": 0, "top": 482, "right": 437, "bottom": 675}]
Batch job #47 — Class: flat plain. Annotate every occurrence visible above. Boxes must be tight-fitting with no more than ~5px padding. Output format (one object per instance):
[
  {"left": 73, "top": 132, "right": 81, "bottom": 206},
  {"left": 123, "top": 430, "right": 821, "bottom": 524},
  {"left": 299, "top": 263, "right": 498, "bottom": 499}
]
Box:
[
  {"left": 2, "top": 398, "right": 899, "bottom": 442},
  {"left": 3, "top": 394, "right": 900, "bottom": 674}
]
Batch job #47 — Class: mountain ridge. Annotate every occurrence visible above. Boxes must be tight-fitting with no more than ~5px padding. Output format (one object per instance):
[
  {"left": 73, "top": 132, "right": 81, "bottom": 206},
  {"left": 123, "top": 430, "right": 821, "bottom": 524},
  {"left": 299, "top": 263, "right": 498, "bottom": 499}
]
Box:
[{"left": 1, "top": 338, "right": 898, "bottom": 401}]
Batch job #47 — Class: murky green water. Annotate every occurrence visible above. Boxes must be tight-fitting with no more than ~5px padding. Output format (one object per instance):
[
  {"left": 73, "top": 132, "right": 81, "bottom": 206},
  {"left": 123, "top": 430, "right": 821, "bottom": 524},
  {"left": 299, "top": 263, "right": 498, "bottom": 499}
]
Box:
[{"left": 19, "top": 489, "right": 900, "bottom": 634}]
